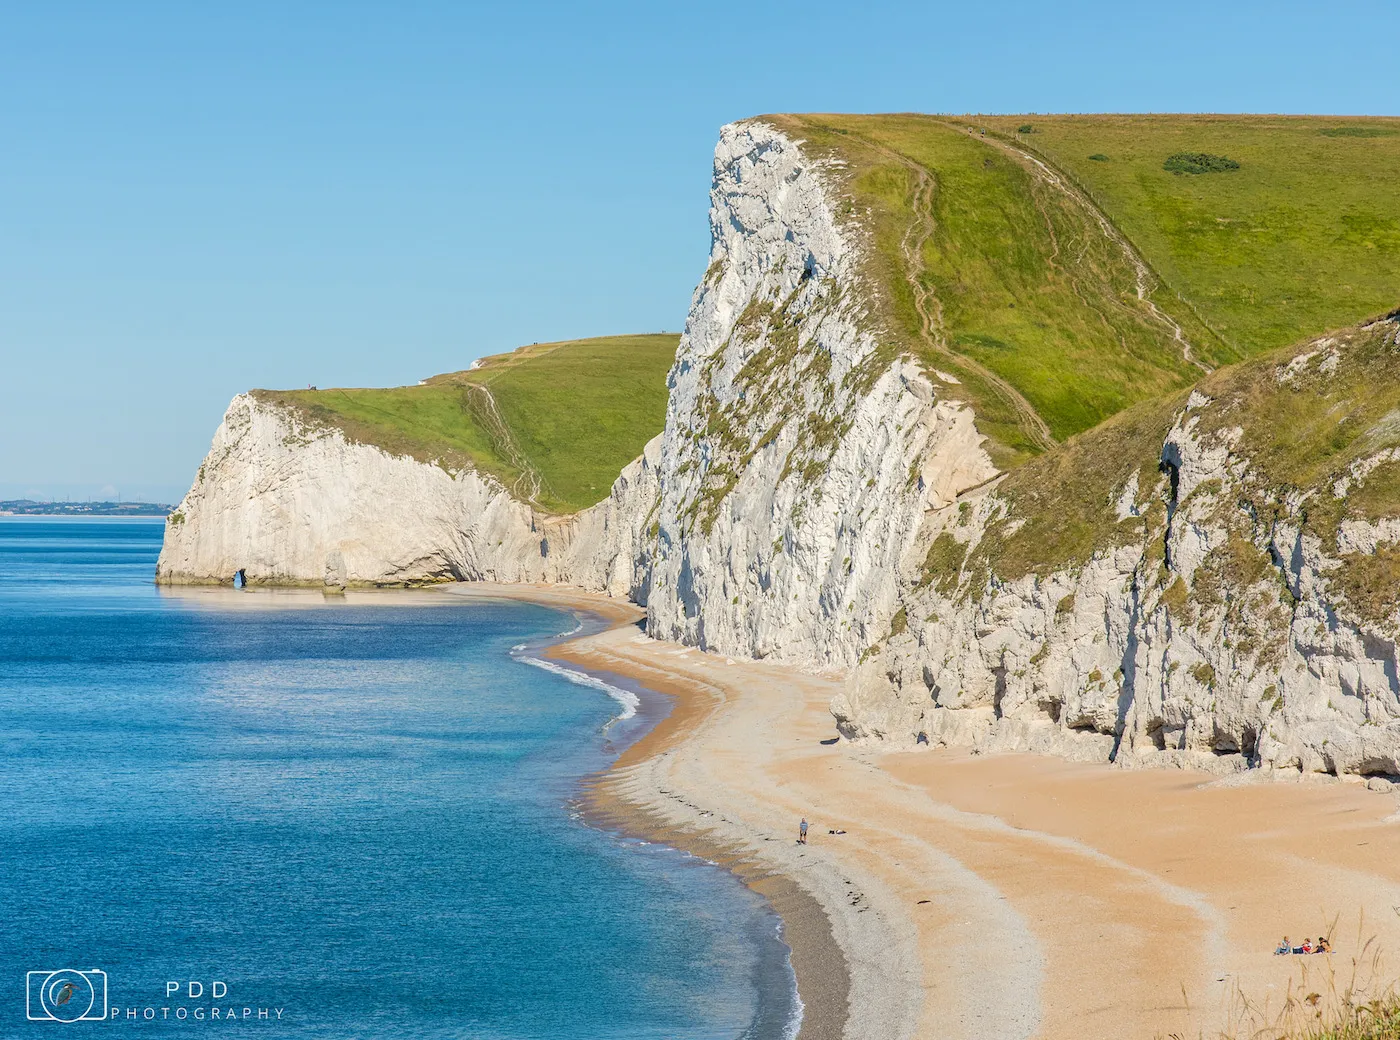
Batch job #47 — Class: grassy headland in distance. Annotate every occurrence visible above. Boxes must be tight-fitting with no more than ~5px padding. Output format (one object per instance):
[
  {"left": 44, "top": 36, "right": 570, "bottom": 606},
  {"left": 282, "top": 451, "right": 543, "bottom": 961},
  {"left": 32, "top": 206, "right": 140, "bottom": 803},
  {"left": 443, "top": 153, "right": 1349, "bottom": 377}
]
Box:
[
  {"left": 0, "top": 500, "right": 171, "bottom": 517},
  {"left": 254, "top": 333, "right": 679, "bottom": 515}
]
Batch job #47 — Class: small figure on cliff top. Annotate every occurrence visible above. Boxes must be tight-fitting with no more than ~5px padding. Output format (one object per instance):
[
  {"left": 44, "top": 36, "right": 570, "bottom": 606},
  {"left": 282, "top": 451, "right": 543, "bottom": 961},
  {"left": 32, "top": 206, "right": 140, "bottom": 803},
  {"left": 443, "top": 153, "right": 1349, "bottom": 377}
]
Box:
[
  {"left": 798, "top": 818, "right": 808, "bottom": 844},
  {"left": 1274, "top": 936, "right": 1291, "bottom": 955}
]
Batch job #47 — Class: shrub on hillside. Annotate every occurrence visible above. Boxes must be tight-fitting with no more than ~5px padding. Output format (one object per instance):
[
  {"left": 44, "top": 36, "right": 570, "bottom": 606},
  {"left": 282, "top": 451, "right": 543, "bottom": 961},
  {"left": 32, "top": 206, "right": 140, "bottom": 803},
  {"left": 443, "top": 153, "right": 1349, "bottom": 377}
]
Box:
[
  {"left": 1164, "top": 152, "right": 1241, "bottom": 175},
  {"left": 1017, "top": 123, "right": 1034, "bottom": 134},
  {"left": 1320, "top": 126, "right": 1396, "bottom": 138},
  {"left": 1089, "top": 153, "right": 1109, "bottom": 161}
]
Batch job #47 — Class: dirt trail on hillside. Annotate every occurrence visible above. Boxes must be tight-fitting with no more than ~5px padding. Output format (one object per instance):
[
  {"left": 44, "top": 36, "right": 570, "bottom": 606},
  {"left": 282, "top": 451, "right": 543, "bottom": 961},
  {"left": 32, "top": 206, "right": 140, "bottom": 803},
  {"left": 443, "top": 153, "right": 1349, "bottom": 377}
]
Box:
[
  {"left": 972, "top": 127, "right": 1214, "bottom": 375},
  {"left": 877, "top": 141, "right": 1059, "bottom": 453},
  {"left": 850, "top": 119, "right": 1223, "bottom": 457},
  {"left": 465, "top": 384, "right": 551, "bottom": 506}
]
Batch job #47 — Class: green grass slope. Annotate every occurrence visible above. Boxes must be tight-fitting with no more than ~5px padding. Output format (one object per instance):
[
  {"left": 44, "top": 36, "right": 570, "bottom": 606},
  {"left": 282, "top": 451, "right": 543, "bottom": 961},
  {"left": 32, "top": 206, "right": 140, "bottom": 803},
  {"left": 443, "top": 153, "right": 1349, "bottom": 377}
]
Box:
[
  {"left": 766, "top": 112, "right": 1400, "bottom": 469},
  {"left": 949, "top": 315, "right": 1400, "bottom": 605},
  {"left": 253, "top": 333, "right": 679, "bottom": 515},
  {"left": 770, "top": 113, "right": 1205, "bottom": 467},
  {"left": 979, "top": 114, "right": 1400, "bottom": 364}
]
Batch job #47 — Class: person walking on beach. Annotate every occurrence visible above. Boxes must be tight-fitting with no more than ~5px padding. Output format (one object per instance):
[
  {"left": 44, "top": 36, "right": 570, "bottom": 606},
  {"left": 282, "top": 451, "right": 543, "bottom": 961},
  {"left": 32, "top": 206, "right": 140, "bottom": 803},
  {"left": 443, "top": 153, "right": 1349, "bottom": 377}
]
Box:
[{"left": 798, "top": 818, "right": 809, "bottom": 844}]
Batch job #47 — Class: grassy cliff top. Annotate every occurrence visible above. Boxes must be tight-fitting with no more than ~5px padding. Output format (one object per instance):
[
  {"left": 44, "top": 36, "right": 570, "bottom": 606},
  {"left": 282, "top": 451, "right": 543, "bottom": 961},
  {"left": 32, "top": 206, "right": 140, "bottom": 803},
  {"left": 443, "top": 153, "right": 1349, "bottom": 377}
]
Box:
[
  {"left": 764, "top": 112, "right": 1400, "bottom": 469},
  {"left": 944, "top": 314, "right": 1400, "bottom": 596},
  {"left": 253, "top": 333, "right": 679, "bottom": 515},
  {"left": 977, "top": 114, "right": 1400, "bottom": 356}
]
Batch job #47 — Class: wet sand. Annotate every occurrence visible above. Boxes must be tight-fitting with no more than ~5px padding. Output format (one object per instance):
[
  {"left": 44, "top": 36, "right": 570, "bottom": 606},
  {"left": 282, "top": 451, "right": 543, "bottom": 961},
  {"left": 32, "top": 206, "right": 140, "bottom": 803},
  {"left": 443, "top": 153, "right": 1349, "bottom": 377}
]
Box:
[{"left": 447, "top": 584, "right": 1400, "bottom": 1040}]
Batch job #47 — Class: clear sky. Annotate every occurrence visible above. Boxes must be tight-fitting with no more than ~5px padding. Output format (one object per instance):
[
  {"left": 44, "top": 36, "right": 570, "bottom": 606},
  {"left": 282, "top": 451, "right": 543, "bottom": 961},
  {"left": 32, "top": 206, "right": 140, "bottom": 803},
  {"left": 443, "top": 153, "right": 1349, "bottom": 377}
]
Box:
[{"left": 3, "top": 0, "right": 1398, "bottom": 504}]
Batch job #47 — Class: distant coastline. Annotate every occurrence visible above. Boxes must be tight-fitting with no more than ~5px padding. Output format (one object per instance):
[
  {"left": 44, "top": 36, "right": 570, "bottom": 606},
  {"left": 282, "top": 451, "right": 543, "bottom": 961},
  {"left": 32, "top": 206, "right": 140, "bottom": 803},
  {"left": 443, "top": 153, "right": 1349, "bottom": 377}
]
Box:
[{"left": 0, "top": 500, "right": 171, "bottom": 517}]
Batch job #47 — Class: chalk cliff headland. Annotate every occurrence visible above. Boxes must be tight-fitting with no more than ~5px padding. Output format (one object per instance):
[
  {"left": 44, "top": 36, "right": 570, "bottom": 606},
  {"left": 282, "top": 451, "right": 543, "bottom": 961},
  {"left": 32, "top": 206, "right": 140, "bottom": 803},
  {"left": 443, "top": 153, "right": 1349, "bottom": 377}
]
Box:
[{"left": 161, "top": 113, "right": 1400, "bottom": 784}]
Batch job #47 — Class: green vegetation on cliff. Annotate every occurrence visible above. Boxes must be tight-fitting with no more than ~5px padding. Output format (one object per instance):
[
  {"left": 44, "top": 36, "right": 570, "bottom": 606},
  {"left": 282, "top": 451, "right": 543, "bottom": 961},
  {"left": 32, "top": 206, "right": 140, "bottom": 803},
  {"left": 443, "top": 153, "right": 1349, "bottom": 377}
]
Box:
[
  {"left": 248, "top": 114, "right": 1400, "bottom": 531},
  {"left": 770, "top": 113, "right": 1208, "bottom": 468},
  {"left": 765, "top": 112, "right": 1400, "bottom": 470},
  {"left": 977, "top": 114, "right": 1400, "bottom": 363},
  {"left": 950, "top": 316, "right": 1400, "bottom": 610},
  {"left": 254, "top": 333, "right": 678, "bottom": 515}
]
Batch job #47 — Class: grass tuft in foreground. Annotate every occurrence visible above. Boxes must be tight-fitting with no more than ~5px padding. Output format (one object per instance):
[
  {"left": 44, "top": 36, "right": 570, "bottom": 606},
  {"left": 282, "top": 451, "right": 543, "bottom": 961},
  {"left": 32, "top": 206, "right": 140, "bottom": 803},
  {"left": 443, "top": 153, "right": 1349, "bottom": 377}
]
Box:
[{"left": 1204, "top": 917, "right": 1400, "bottom": 1040}]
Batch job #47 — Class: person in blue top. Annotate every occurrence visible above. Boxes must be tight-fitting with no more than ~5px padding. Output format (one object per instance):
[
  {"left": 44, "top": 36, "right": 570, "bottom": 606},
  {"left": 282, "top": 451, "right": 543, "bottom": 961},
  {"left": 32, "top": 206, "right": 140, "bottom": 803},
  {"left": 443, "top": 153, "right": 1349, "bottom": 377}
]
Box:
[{"left": 798, "top": 818, "right": 809, "bottom": 844}]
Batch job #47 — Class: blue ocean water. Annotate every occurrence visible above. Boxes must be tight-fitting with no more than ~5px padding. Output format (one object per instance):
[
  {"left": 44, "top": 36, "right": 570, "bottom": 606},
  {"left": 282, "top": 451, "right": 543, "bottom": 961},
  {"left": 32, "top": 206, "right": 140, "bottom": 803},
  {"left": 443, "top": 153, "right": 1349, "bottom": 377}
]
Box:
[{"left": 0, "top": 519, "right": 797, "bottom": 1038}]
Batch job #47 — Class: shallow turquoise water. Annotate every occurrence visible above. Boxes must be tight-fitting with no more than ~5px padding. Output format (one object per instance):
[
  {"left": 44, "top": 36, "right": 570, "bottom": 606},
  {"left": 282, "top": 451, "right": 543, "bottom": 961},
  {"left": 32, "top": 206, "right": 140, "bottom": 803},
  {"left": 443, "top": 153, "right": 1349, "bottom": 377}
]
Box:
[{"left": 0, "top": 518, "right": 797, "bottom": 1038}]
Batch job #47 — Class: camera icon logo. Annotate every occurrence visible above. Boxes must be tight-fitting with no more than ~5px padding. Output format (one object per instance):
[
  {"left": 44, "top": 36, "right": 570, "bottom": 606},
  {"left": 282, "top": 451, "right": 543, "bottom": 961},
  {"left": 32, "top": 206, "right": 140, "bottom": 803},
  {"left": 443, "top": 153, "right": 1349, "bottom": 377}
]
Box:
[{"left": 26, "top": 969, "right": 108, "bottom": 1023}]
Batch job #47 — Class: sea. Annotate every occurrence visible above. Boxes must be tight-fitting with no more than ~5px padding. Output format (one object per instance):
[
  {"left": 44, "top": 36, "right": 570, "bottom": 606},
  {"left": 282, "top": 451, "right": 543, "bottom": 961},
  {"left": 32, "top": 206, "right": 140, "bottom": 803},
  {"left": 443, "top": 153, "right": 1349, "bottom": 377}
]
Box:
[{"left": 0, "top": 518, "right": 799, "bottom": 1038}]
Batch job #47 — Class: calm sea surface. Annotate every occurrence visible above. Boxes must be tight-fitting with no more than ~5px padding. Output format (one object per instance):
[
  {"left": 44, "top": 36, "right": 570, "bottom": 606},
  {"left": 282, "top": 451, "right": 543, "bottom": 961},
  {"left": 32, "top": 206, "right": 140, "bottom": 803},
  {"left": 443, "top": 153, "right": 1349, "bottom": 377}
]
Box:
[{"left": 0, "top": 518, "right": 797, "bottom": 1038}]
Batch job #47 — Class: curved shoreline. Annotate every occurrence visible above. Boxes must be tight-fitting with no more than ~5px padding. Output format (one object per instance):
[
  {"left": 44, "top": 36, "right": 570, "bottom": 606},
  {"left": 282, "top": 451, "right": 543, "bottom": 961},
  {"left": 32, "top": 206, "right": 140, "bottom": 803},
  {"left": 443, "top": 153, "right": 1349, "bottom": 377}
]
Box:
[
  {"left": 442, "top": 581, "right": 1400, "bottom": 1040},
  {"left": 147, "top": 579, "right": 1400, "bottom": 1038},
  {"left": 164, "top": 579, "right": 1400, "bottom": 1038},
  {"left": 438, "top": 582, "right": 860, "bottom": 1040},
  {"left": 563, "top": 656, "right": 851, "bottom": 1040}
]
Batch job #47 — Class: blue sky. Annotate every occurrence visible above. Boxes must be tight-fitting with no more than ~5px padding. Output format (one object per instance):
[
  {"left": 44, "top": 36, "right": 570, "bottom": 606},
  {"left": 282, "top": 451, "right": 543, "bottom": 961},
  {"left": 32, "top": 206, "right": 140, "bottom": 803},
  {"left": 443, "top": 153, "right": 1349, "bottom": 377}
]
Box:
[{"left": 3, "top": 0, "right": 1398, "bottom": 504}]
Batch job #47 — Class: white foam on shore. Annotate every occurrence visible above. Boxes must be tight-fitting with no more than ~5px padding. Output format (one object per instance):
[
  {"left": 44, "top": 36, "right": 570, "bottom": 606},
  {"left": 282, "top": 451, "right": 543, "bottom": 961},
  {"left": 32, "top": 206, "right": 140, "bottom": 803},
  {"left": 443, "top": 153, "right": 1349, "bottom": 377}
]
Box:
[
  {"left": 522, "top": 642, "right": 803, "bottom": 1039},
  {"left": 780, "top": 922, "right": 805, "bottom": 1040},
  {"left": 517, "top": 654, "right": 639, "bottom": 721}
]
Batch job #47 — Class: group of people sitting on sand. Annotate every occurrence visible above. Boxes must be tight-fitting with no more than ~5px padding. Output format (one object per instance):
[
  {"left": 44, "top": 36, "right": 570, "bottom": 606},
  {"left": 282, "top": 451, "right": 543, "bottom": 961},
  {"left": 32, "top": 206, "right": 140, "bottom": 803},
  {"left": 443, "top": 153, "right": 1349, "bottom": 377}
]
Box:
[{"left": 1274, "top": 936, "right": 1332, "bottom": 955}]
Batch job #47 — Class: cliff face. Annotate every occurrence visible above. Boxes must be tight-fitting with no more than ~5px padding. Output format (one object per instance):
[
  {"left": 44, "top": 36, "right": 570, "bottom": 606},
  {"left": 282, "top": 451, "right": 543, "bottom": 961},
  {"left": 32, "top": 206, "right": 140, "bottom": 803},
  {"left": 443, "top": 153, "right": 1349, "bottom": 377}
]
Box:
[
  {"left": 163, "top": 119, "right": 1400, "bottom": 783},
  {"left": 835, "top": 321, "right": 1400, "bottom": 781},
  {"left": 644, "top": 121, "right": 995, "bottom": 667},
  {"left": 163, "top": 119, "right": 996, "bottom": 670},
  {"left": 157, "top": 392, "right": 658, "bottom": 598}
]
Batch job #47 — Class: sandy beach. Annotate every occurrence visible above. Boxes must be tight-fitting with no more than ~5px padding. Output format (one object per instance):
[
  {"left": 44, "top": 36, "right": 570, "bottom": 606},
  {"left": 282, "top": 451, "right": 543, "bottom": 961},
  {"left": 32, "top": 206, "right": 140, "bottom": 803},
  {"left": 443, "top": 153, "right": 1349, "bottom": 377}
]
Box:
[{"left": 446, "top": 583, "right": 1400, "bottom": 1040}]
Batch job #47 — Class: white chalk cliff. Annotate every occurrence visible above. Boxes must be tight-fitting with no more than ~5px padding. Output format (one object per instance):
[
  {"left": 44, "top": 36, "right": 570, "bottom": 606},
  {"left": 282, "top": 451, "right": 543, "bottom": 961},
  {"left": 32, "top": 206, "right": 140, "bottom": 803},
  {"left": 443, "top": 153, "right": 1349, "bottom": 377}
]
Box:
[
  {"left": 157, "top": 393, "right": 658, "bottom": 599},
  {"left": 644, "top": 121, "right": 996, "bottom": 666},
  {"left": 836, "top": 321, "right": 1400, "bottom": 783},
  {"left": 161, "top": 120, "right": 1400, "bottom": 782}
]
